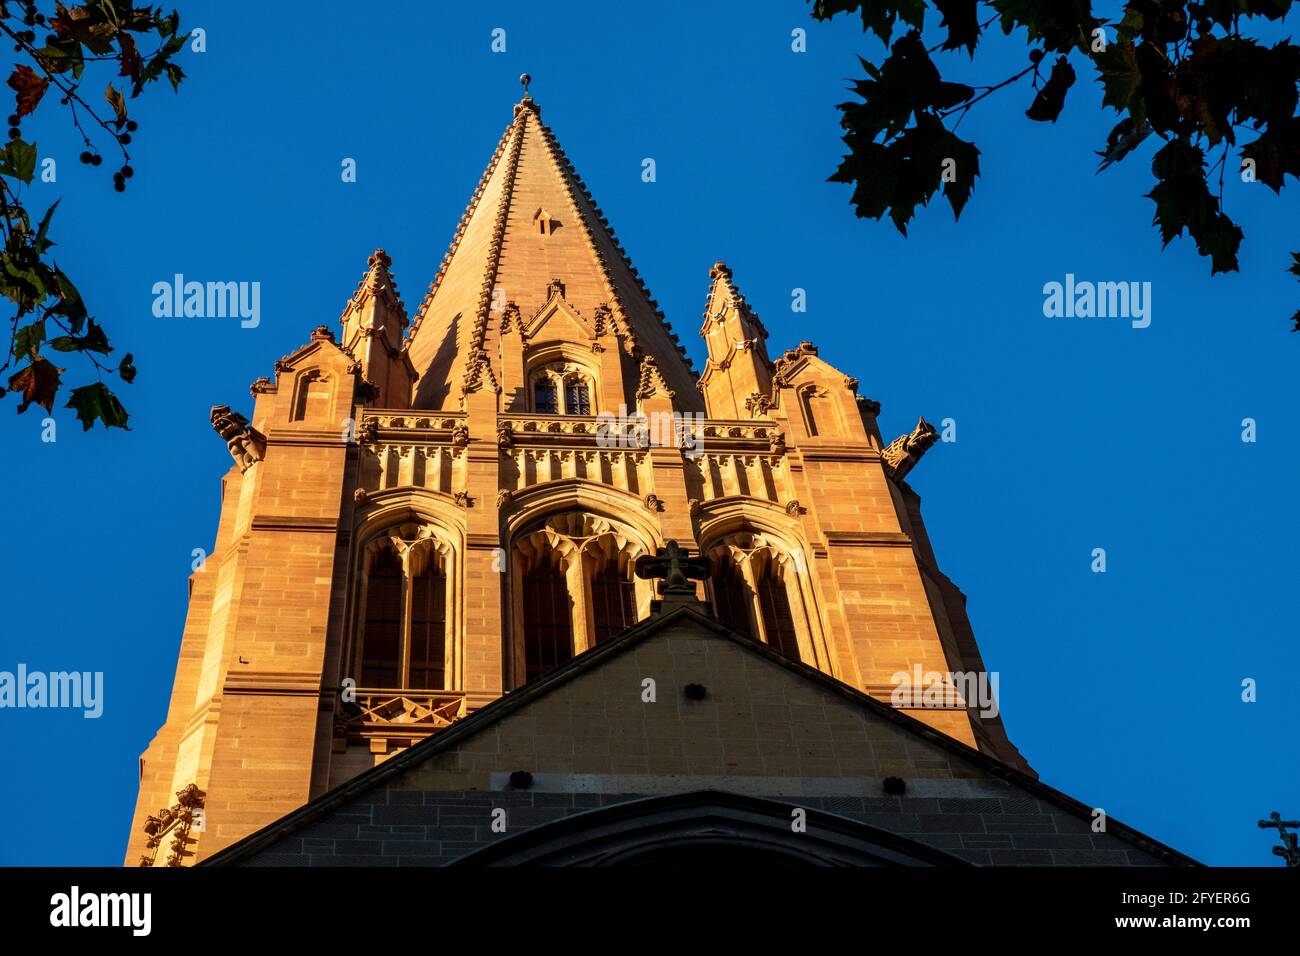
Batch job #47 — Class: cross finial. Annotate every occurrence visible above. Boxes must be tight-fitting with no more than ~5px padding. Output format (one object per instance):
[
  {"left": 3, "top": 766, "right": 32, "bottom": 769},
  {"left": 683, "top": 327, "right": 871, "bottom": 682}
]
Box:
[
  {"left": 634, "top": 540, "right": 711, "bottom": 594},
  {"left": 519, "top": 73, "right": 531, "bottom": 97},
  {"left": 1257, "top": 811, "right": 1300, "bottom": 866}
]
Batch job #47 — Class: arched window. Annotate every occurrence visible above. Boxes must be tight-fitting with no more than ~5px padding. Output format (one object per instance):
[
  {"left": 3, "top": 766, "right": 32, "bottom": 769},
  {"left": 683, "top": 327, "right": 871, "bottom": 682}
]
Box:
[
  {"left": 409, "top": 560, "right": 447, "bottom": 689},
  {"left": 360, "top": 547, "right": 403, "bottom": 687},
  {"left": 511, "top": 513, "right": 654, "bottom": 686},
  {"left": 565, "top": 377, "right": 591, "bottom": 416},
  {"left": 292, "top": 369, "right": 331, "bottom": 422},
  {"left": 534, "top": 377, "right": 559, "bottom": 414},
  {"left": 756, "top": 566, "right": 800, "bottom": 662},
  {"left": 710, "top": 557, "right": 753, "bottom": 638},
  {"left": 522, "top": 558, "right": 573, "bottom": 681},
  {"left": 356, "top": 529, "right": 455, "bottom": 690},
  {"left": 529, "top": 362, "right": 596, "bottom": 415},
  {"left": 591, "top": 566, "right": 637, "bottom": 644}
]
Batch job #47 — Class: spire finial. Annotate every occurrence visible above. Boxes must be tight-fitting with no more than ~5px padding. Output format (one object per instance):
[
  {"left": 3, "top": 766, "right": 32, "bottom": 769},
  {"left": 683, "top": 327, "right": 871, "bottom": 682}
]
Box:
[{"left": 519, "top": 73, "right": 531, "bottom": 97}]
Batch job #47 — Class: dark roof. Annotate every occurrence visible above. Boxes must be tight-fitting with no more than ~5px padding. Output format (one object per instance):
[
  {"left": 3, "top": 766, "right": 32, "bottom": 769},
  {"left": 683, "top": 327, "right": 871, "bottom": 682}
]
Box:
[{"left": 204, "top": 600, "right": 1200, "bottom": 867}]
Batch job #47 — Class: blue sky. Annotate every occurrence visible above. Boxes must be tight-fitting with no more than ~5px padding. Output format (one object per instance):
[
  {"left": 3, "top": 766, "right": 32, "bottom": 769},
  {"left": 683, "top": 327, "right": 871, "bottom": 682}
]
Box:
[{"left": 0, "top": 1, "right": 1295, "bottom": 866}]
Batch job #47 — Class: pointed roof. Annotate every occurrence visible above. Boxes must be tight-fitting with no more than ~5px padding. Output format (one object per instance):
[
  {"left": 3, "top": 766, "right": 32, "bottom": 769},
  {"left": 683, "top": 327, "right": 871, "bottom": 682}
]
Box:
[
  {"left": 406, "top": 95, "right": 700, "bottom": 410},
  {"left": 202, "top": 596, "right": 1199, "bottom": 868},
  {"left": 700, "top": 260, "right": 767, "bottom": 340},
  {"left": 340, "top": 248, "right": 407, "bottom": 327}
]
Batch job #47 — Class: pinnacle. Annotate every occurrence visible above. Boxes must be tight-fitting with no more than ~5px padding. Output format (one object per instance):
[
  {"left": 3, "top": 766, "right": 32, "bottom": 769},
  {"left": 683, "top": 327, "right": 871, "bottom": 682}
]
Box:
[{"left": 340, "top": 246, "right": 407, "bottom": 325}]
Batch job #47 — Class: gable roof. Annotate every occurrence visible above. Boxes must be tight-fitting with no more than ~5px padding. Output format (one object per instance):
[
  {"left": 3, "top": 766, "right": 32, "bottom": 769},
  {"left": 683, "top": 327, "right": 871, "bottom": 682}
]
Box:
[{"left": 203, "top": 599, "right": 1200, "bottom": 867}]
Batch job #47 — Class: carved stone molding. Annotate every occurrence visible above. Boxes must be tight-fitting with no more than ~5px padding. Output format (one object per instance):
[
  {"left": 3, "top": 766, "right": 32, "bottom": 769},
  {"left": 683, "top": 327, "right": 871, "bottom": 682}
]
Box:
[{"left": 139, "top": 783, "right": 206, "bottom": 868}]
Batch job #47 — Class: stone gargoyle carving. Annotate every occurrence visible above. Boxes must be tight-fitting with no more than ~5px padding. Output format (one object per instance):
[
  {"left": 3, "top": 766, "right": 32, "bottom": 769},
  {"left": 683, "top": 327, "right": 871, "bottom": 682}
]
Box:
[
  {"left": 882, "top": 417, "right": 939, "bottom": 482},
  {"left": 210, "top": 405, "right": 266, "bottom": 473}
]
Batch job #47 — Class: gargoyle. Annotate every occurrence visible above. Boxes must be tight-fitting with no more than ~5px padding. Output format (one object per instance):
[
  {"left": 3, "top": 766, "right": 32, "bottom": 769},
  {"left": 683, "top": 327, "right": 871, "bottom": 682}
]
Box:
[
  {"left": 882, "top": 417, "right": 939, "bottom": 482},
  {"left": 210, "top": 405, "right": 266, "bottom": 473}
]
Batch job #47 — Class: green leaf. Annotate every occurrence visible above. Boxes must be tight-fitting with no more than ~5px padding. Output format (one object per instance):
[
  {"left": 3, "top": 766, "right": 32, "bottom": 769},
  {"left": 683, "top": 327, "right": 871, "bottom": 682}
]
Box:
[
  {"left": 119, "top": 352, "right": 137, "bottom": 384},
  {"left": 65, "top": 381, "right": 130, "bottom": 431},
  {"left": 34, "top": 36, "right": 85, "bottom": 77},
  {"left": 12, "top": 319, "right": 46, "bottom": 359},
  {"left": 49, "top": 269, "right": 88, "bottom": 332},
  {"left": 164, "top": 62, "right": 185, "bottom": 92},
  {"left": 1094, "top": 41, "right": 1142, "bottom": 117},
  {"left": 0, "top": 139, "right": 38, "bottom": 183},
  {"left": 48, "top": 318, "right": 111, "bottom": 355},
  {"left": 33, "top": 199, "right": 59, "bottom": 254}
]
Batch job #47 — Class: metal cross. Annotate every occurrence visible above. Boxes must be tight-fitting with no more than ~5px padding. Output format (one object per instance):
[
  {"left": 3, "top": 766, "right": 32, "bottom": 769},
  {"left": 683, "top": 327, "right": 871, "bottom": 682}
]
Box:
[{"left": 1257, "top": 811, "right": 1300, "bottom": 867}]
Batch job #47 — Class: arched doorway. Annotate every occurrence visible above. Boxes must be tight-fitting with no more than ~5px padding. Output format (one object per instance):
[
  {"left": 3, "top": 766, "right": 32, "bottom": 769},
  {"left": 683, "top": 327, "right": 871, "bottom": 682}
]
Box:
[{"left": 451, "top": 790, "right": 969, "bottom": 867}]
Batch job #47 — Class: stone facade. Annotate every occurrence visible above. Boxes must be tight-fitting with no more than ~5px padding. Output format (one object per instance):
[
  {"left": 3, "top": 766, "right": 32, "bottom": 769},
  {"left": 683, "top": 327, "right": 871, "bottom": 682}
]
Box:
[
  {"left": 126, "top": 94, "right": 1035, "bottom": 867},
  {"left": 206, "top": 607, "right": 1192, "bottom": 867}
]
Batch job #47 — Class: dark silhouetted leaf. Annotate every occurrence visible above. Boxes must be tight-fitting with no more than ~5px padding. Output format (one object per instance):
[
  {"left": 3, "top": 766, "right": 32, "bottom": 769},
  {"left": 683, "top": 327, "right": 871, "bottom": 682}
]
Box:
[
  {"left": 992, "top": 0, "right": 1100, "bottom": 53},
  {"left": 933, "top": 0, "right": 981, "bottom": 55},
  {"left": 811, "top": 0, "right": 927, "bottom": 45},
  {"left": 1094, "top": 40, "right": 1142, "bottom": 118},
  {"left": 1241, "top": 118, "right": 1300, "bottom": 192},
  {"left": 1097, "top": 118, "right": 1154, "bottom": 170},
  {"left": 1026, "top": 56, "right": 1076, "bottom": 122},
  {"left": 1146, "top": 139, "right": 1243, "bottom": 273}
]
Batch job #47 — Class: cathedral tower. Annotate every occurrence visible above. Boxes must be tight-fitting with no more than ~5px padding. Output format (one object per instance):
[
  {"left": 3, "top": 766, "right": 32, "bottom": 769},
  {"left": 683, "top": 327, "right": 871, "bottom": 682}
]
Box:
[{"left": 125, "top": 92, "right": 1028, "bottom": 867}]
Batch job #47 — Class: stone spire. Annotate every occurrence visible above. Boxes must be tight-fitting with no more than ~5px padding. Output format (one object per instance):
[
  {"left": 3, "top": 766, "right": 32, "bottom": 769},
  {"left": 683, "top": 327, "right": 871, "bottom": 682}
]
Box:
[
  {"left": 405, "top": 90, "right": 701, "bottom": 411},
  {"left": 697, "top": 260, "right": 774, "bottom": 420},
  {"left": 340, "top": 248, "right": 415, "bottom": 408}
]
